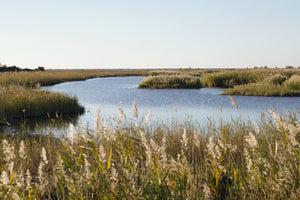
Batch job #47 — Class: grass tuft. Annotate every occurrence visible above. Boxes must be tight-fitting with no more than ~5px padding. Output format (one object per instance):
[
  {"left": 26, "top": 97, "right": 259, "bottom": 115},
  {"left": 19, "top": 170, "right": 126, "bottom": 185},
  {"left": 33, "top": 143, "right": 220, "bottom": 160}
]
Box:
[{"left": 138, "top": 75, "right": 201, "bottom": 89}]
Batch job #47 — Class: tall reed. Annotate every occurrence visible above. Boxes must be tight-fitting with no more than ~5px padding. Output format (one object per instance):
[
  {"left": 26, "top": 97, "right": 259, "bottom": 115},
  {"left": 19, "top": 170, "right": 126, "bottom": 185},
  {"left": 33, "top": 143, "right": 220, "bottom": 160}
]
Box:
[{"left": 0, "top": 106, "right": 299, "bottom": 199}]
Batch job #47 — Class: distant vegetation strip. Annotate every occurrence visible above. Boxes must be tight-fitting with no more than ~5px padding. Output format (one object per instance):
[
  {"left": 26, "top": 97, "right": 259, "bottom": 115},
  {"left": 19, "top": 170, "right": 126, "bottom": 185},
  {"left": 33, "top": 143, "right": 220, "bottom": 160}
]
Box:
[
  {"left": 0, "top": 106, "right": 299, "bottom": 199},
  {"left": 138, "top": 75, "right": 201, "bottom": 89},
  {"left": 0, "top": 69, "right": 150, "bottom": 87},
  {"left": 0, "top": 64, "right": 45, "bottom": 72}
]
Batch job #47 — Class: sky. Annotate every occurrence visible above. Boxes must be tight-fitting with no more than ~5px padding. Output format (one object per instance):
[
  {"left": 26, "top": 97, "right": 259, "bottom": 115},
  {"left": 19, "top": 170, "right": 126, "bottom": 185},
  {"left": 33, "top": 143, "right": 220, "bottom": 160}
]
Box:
[{"left": 0, "top": 0, "right": 300, "bottom": 69}]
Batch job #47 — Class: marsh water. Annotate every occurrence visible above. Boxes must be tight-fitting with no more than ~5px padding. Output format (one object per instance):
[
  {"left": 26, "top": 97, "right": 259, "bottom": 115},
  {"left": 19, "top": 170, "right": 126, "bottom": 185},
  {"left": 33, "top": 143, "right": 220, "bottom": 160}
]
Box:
[{"left": 38, "top": 76, "right": 300, "bottom": 132}]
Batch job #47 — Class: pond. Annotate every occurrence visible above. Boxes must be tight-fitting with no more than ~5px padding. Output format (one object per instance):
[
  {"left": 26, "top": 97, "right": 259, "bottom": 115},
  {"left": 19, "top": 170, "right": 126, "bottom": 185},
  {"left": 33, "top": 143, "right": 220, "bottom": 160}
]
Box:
[{"left": 41, "top": 76, "right": 300, "bottom": 131}]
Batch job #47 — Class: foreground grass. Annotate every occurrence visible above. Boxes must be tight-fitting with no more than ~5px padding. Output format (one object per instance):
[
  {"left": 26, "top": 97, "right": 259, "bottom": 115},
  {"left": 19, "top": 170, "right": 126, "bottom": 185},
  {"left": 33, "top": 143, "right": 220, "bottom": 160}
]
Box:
[
  {"left": 138, "top": 75, "right": 201, "bottom": 89},
  {"left": 0, "top": 85, "right": 84, "bottom": 122},
  {"left": 0, "top": 105, "right": 299, "bottom": 199}
]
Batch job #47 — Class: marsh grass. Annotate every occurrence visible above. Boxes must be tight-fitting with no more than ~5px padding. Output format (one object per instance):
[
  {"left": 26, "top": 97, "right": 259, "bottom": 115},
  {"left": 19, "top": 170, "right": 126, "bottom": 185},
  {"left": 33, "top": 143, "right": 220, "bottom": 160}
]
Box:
[
  {"left": 0, "top": 85, "right": 84, "bottom": 122},
  {"left": 138, "top": 75, "right": 201, "bottom": 89},
  {"left": 223, "top": 74, "right": 300, "bottom": 96},
  {"left": 200, "top": 68, "right": 300, "bottom": 88},
  {"left": 0, "top": 70, "right": 150, "bottom": 87},
  {"left": 0, "top": 106, "right": 299, "bottom": 199}
]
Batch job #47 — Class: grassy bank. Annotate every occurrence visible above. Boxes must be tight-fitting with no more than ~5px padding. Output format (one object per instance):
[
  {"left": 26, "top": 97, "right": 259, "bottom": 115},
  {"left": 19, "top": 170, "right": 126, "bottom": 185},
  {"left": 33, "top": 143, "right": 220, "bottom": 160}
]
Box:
[
  {"left": 198, "top": 68, "right": 300, "bottom": 96},
  {"left": 0, "top": 106, "right": 299, "bottom": 199},
  {"left": 138, "top": 75, "right": 201, "bottom": 89},
  {"left": 0, "top": 85, "right": 84, "bottom": 122},
  {"left": 223, "top": 74, "right": 300, "bottom": 96}
]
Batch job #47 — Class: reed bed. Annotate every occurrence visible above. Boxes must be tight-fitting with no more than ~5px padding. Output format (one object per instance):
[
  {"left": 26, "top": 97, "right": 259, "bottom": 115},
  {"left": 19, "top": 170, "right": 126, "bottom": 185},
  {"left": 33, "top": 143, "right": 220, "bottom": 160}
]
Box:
[
  {"left": 200, "top": 68, "right": 300, "bottom": 88},
  {"left": 138, "top": 75, "right": 201, "bottom": 89},
  {"left": 0, "top": 105, "right": 299, "bottom": 199},
  {"left": 223, "top": 74, "right": 300, "bottom": 96},
  {"left": 0, "top": 85, "right": 84, "bottom": 122}
]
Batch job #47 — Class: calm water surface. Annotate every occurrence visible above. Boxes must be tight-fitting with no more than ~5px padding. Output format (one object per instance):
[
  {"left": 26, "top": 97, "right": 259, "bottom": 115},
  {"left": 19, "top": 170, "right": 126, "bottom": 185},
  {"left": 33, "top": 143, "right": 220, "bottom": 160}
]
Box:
[{"left": 44, "top": 77, "right": 300, "bottom": 129}]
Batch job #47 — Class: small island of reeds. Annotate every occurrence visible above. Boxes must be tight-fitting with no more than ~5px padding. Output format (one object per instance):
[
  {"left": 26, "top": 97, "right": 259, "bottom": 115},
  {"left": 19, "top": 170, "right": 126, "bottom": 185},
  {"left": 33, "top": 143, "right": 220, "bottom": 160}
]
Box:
[
  {"left": 199, "top": 68, "right": 300, "bottom": 96},
  {"left": 138, "top": 75, "right": 201, "bottom": 89}
]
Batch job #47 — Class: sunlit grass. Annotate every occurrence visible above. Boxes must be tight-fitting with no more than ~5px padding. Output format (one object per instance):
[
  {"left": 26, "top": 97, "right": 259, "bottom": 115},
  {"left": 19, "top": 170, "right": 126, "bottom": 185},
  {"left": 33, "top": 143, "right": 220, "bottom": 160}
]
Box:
[
  {"left": 0, "top": 85, "right": 84, "bottom": 122},
  {"left": 138, "top": 75, "right": 201, "bottom": 89},
  {"left": 223, "top": 74, "right": 300, "bottom": 96},
  {"left": 0, "top": 105, "right": 299, "bottom": 199}
]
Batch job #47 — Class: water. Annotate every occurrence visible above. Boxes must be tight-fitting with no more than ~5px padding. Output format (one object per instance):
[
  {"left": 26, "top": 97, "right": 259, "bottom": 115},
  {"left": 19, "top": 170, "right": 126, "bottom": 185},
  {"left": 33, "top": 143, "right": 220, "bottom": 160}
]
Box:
[{"left": 42, "top": 76, "right": 300, "bottom": 130}]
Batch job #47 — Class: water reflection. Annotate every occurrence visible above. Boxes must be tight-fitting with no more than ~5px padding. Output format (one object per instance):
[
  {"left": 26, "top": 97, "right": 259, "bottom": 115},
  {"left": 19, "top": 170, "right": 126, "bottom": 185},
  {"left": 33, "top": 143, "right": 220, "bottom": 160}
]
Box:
[{"left": 1, "top": 113, "right": 80, "bottom": 136}]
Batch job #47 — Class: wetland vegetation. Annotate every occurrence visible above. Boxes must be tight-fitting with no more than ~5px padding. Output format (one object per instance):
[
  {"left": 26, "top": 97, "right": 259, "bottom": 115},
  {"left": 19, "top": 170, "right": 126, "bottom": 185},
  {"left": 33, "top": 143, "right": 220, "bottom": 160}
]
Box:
[
  {"left": 1, "top": 67, "right": 300, "bottom": 124},
  {"left": 0, "top": 106, "right": 299, "bottom": 199},
  {"left": 138, "top": 75, "right": 201, "bottom": 89},
  {"left": 0, "top": 66, "right": 300, "bottom": 199},
  {"left": 140, "top": 68, "right": 300, "bottom": 96}
]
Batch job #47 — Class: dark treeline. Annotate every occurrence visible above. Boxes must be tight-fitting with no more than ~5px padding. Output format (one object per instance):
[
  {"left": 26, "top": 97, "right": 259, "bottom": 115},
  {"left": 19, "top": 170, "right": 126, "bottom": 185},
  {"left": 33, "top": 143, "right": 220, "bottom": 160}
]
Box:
[{"left": 0, "top": 64, "right": 45, "bottom": 72}]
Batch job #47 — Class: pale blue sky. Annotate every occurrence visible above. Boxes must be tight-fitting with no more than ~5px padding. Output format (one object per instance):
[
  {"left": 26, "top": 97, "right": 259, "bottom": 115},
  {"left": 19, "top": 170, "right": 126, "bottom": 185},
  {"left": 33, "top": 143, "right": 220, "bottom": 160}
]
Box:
[{"left": 0, "top": 0, "right": 299, "bottom": 69}]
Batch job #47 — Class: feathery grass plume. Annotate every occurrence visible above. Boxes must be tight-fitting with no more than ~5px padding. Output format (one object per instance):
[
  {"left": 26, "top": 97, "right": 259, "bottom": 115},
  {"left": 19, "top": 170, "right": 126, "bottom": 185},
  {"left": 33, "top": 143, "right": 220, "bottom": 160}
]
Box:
[
  {"left": 95, "top": 106, "right": 101, "bottom": 138},
  {"left": 146, "top": 109, "right": 151, "bottom": 126},
  {"left": 37, "top": 147, "right": 49, "bottom": 193},
  {"left": 181, "top": 129, "right": 189, "bottom": 158},
  {"left": 245, "top": 132, "right": 258, "bottom": 150},
  {"left": 243, "top": 147, "right": 253, "bottom": 173},
  {"left": 227, "top": 95, "right": 239, "bottom": 111},
  {"left": 119, "top": 101, "right": 126, "bottom": 121},
  {"left": 252, "top": 121, "right": 260, "bottom": 134},
  {"left": 2, "top": 139, "right": 15, "bottom": 162},
  {"left": 132, "top": 101, "right": 138, "bottom": 118},
  {"left": 150, "top": 138, "right": 159, "bottom": 154},
  {"left": 203, "top": 183, "right": 212, "bottom": 199},
  {"left": 25, "top": 169, "right": 32, "bottom": 190},
  {"left": 2, "top": 139, "right": 15, "bottom": 175},
  {"left": 0, "top": 171, "right": 9, "bottom": 186},
  {"left": 282, "top": 122, "right": 300, "bottom": 147},
  {"left": 102, "top": 120, "right": 116, "bottom": 141},
  {"left": 110, "top": 164, "right": 118, "bottom": 191},
  {"left": 68, "top": 123, "right": 76, "bottom": 145},
  {"left": 41, "top": 147, "right": 48, "bottom": 165},
  {"left": 206, "top": 136, "right": 221, "bottom": 163},
  {"left": 84, "top": 156, "right": 92, "bottom": 181},
  {"left": 193, "top": 129, "right": 200, "bottom": 148},
  {"left": 160, "top": 137, "right": 167, "bottom": 166},
  {"left": 269, "top": 109, "right": 282, "bottom": 129},
  {"left": 98, "top": 143, "right": 106, "bottom": 163},
  {"left": 19, "top": 140, "right": 26, "bottom": 160},
  {"left": 140, "top": 131, "right": 152, "bottom": 167}
]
